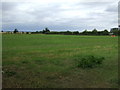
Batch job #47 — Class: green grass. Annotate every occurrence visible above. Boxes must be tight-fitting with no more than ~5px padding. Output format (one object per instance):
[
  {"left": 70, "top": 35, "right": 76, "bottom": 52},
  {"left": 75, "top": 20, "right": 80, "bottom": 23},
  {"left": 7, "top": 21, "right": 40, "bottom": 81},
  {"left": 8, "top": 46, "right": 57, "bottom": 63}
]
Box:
[{"left": 2, "top": 34, "right": 118, "bottom": 88}]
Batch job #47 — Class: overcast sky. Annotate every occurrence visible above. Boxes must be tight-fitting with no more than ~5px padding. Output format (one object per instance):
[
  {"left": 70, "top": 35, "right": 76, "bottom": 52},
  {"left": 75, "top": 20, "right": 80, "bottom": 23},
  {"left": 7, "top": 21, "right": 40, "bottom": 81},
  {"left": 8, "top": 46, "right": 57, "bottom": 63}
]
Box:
[{"left": 1, "top": 0, "right": 119, "bottom": 32}]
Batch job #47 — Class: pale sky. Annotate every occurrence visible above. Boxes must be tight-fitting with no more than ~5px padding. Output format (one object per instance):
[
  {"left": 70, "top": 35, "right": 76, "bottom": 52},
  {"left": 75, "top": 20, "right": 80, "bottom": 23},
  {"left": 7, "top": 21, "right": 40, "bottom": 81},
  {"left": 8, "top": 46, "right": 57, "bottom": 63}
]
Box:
[{"left": 1, "top": 0, "right": 119, "bottom": 32}]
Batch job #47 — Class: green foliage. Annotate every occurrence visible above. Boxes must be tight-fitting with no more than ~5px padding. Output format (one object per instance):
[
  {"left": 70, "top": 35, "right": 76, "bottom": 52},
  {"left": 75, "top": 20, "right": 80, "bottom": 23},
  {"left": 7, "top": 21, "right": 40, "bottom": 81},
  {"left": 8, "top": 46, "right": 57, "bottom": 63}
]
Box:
[
  {"left": 110, "top": 28, "right": 119, "bottom": 35},
  {"left": 81, "top": 29, "right": 109, "bottom": 35},
  {"left": 29, "top": 28, "right": 111, "bottom": 35},
  {"left": 73, "top": 31, "right": 79, "bottom": 35},
  {"left": 92, "top": 28, "right": 98, "bottom": 35},
  {"left": 77, "top": 55, "right": 105, "bottom": 68},
  {"left": 43, "top": 27, "right": 50, "bottom": 34},
  {"left": 81, "top": 30, "right": 89, "bottom": 35},
  {"left": 102, "top": 29, "right": 109, "bottom": 35}
]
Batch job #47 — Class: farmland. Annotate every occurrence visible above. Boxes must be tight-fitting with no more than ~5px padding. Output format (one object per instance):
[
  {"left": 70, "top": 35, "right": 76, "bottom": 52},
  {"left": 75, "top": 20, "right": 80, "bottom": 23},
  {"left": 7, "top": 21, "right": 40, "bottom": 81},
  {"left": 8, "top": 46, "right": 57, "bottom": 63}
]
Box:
[{"left": 2, "top": 34, "right": 118, "bottom": 88}]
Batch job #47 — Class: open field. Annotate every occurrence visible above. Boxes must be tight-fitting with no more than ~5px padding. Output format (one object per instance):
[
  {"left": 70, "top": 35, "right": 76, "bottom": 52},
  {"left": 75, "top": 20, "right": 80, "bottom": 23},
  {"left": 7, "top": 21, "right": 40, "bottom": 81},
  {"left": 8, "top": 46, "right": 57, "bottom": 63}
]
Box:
[{"left": 2, "top": 34, "right": 118, "bottom": 88}]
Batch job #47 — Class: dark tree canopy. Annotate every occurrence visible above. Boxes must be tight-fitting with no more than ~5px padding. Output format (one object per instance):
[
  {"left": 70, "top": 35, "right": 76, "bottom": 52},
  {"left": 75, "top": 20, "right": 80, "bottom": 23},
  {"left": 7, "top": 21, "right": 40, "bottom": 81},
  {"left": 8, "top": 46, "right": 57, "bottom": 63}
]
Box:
[
  {"left": 92, "top": 28, "right": 98, "bottom": 35},
  {"left": 102, "top": 29, "right": 109, "bottom": 35},
  {"left": 45, "top": 28, "right": 50, "bottom": 32},
  {"left": 73, "top": 31, "right": 79, "bottom": 35},
  {"left": 82, "top": 30, "right": 88, "bottom": 35},
  {"left": 42, "top": 27, "right": 50, "bottom": 34},
  {"left": 14, "top": 29, "right": 18, "bottom": 33},
  {"left": 110, "top": 28, "right": 119, "bottom": 35}
]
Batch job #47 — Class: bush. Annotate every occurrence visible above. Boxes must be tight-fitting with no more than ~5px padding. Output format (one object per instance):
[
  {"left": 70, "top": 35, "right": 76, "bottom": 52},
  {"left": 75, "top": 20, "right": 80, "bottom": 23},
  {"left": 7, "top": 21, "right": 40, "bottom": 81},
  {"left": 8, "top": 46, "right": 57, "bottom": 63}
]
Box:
[{"left": 77, "top": 55, "right": 104, "bottom": 68}]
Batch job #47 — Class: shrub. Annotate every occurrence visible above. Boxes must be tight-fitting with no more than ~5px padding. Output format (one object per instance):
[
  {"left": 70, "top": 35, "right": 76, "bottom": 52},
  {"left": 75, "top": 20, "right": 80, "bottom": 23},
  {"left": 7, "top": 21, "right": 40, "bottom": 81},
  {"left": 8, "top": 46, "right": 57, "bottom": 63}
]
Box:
[{"left": 77, "top": 55, "right": 104, "bottom": 68}]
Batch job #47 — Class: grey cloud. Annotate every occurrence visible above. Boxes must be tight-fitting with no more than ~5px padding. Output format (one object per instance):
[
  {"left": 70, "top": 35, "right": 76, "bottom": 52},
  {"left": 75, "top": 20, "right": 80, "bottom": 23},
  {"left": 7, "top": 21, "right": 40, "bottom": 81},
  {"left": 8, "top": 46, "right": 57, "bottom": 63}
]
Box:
[
  {"left": 2, "top": 1, "right": 118, "bottom": 31},
  {"left": 106, "top": 5, "right": 118, "bottom": 12},
  {"left": 76, "top": 1, "right": 112, "bottom": 8},
  {"left": 2, "top": 2, "right": 19, "bottom": 11}
]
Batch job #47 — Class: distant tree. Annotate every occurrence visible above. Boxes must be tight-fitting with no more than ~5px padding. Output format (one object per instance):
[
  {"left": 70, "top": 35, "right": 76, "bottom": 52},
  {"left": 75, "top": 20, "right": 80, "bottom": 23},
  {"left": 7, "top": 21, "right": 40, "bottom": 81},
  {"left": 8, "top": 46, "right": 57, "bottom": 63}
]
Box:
[
  {"left": 22, "top": 32, "right": 24, "bottom": 34},
  {"left": 92, "top": 28, "right": 98, "bottom": 35},
  {"left": 73, "top": 31, "right": 79, "bottom": 35},
  {"left": 97, "top": 31, "right": 102, "bottom": 35},
  {"left": 102, "top": 29, "right": 109, "bottom": 35},
  {"left": 66, "top": 31, "right": 70, "bottom": 33},
  {"left": 45, "top": 28, "right": 50, "bottom": 32},
  {"left": 26, "top": 32, "right": 29, "bottom": 34},
  {"left": 42, "top": 27, "right": 50, "bottom": 34},
  {"left": 110, "top": 28, "right": 119, "bottom": 35},
  {"left": 42, "top": 29, "right": 45, "bottom": 33},
  {"left": 65, "top": 31, "right": 72, "bottom": 35},
  {"left": 82, "top": 30, "right": 88, "bottom": 35},
  {"left": 14, "top": 28, "right": 18, "bottom": 33},
  {"left": 1, "top": 30, "right": 3, "bottom": 32}
]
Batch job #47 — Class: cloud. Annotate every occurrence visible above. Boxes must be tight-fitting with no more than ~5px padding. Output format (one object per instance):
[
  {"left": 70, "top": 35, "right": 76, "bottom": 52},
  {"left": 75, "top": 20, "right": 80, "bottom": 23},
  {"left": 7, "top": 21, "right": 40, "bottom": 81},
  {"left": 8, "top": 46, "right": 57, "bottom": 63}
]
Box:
[
  {"left": 2, "top": 2, "right": 18, "bottom": 11},
  {"left": 1, "top": 0, "right": 119, "bottom": 31}
]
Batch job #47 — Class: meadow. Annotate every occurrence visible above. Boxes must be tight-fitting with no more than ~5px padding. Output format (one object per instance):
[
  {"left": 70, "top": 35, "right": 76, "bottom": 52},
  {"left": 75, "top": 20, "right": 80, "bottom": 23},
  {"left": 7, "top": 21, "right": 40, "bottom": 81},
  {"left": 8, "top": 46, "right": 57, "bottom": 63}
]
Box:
[{"left": 2, "top": 34, "right": 118, "bottom": 88}]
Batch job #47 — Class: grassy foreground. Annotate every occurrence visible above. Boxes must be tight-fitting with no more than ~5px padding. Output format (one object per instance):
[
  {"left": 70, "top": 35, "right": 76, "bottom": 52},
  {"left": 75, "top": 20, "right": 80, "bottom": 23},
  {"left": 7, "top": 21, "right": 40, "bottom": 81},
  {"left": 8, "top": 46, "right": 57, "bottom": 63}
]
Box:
[{"left": 2, "top": 34, "right": 118, "bottom": 88}]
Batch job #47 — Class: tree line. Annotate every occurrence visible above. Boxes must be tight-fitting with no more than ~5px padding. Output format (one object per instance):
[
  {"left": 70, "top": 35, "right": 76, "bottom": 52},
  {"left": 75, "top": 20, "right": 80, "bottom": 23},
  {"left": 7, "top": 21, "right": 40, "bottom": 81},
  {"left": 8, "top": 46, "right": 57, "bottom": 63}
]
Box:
[
  {"left": 2, "top": 27, "right": 120, "bottom": 36},
  {"left": 31, "top": 28, "right": 120, "bottom": 36}
]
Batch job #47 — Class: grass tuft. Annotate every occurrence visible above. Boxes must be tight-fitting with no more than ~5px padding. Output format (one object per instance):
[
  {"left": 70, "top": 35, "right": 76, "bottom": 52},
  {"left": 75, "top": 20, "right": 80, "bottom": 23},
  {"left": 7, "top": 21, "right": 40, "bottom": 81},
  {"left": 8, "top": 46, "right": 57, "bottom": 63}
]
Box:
[
  {"left": 4, "top": 70, "right": 17, "bottom": 77},
  {"left": 77, "top": 55, "right": 105, "bottom": 68}
]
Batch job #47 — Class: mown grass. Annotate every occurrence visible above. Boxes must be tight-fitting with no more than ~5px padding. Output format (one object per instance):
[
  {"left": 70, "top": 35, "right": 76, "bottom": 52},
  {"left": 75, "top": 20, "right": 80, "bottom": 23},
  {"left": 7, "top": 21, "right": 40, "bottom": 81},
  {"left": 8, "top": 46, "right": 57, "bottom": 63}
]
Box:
[{"left": 2, "top": 34, "right": 118, "bottom": 88}]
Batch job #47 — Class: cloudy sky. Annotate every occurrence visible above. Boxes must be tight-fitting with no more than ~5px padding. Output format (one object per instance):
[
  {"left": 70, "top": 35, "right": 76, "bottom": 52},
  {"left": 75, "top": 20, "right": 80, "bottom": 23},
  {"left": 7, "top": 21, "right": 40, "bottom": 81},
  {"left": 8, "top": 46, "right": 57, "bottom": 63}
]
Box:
[{"left": 1, "top": 0, "right": 119, "bottom": 32}]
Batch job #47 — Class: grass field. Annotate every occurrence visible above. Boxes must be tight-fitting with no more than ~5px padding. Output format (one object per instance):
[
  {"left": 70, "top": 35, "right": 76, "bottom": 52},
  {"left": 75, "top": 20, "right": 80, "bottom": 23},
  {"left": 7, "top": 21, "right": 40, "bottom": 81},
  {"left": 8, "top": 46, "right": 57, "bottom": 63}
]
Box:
[{"left": 2, "top": 34, "right": 118, "bottom": 88}]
